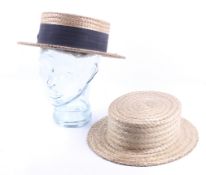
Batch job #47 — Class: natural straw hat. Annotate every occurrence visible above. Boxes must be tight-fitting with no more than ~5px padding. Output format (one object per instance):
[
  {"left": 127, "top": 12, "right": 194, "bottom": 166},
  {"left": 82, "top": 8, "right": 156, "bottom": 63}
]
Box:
[
  {"left": 18, "top": 12, "right": 124, "bottom": 58},
  {"left": 87, "top": 91, "right": 198, "bottom": 166}
]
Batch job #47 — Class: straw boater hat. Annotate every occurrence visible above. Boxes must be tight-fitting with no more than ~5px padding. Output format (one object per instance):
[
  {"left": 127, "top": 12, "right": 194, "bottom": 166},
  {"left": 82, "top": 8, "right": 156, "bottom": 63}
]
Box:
[
  {"left": 88, "top": 91, "right": 198, "bottom": 166},
  {"left": 18, "top": 12, "right": 124, "bottom": 58}
]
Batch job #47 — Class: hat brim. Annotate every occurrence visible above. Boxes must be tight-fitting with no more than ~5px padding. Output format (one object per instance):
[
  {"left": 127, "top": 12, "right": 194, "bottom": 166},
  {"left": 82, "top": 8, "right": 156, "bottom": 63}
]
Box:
[
  {"left": 18, "top": 42, "right": 125, "bottom": 59},
  {"left": 87, "top": 117, "right": 198, "bottom": 166}
]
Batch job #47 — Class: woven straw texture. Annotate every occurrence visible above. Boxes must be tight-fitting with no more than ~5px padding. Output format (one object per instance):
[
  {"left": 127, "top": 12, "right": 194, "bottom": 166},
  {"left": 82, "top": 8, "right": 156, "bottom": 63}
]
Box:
[
  {"left": 18, "top": 42, "right": 124, "bottom": 58},
  {"left": 18, "top": 12, "right": 124, "bottom": 59},
  {"left": 41, "top": 12, "right": 110, "bottom": 33},
  {"left": 87, "top": 91, "right": 198, "bottom": 166}
]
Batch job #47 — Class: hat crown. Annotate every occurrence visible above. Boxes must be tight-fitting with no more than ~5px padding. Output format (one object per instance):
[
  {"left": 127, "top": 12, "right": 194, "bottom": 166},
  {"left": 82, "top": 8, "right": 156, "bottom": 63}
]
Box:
[
  {"left": 41, "top": 12, "right": 110, "bottom": 33},
  {"left": 107, "top": 91, "right": 181, "bottom": 152}
]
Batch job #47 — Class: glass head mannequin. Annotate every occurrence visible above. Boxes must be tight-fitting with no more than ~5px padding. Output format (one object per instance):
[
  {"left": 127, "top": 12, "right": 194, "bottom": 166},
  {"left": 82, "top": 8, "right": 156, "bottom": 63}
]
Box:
[{"left": 39, "top": 49, "right": 100, "bottom": 127}]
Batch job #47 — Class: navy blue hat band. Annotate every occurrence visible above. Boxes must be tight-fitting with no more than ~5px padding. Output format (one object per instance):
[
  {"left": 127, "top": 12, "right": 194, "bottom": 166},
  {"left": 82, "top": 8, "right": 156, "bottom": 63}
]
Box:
[{"left": 37, "top": 23, "right": 109, "bottom": 52}]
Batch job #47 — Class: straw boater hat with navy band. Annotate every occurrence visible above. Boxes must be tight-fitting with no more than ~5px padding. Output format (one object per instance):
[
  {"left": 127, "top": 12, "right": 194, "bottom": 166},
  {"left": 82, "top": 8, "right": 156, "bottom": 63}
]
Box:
[
  {"left": 18, "top": 12, "right": 124, "bottom": 58},
  {"left": 87, "top": 91, "right": 198, "bottom": 166}
]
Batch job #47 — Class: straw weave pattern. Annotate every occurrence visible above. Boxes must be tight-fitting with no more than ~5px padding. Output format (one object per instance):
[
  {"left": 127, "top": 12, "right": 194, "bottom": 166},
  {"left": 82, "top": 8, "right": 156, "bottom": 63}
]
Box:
[
  {"left": 87, "top": 91, "right": 198, "bottom": 166},
  {"left": 41, "top": 12, "right": 110, "bottom": 33},
  {"left": 107, "top": 91, "right": 181, "bottom": 152}
]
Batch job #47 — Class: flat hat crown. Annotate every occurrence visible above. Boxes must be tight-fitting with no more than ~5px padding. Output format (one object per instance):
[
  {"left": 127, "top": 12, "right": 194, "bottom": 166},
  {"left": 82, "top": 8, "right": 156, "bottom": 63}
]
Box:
[
  {"left": 107, "top": 91, "right": 181, "bottom": 152},
  {"left": 41, "top": 12, "right": 110, "bottom": 33}
]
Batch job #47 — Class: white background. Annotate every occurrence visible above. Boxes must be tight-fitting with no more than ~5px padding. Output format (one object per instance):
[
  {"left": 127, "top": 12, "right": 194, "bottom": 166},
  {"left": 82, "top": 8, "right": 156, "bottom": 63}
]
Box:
[{"left": 0, "top": 0, "right": 206, "bottom": 174}]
